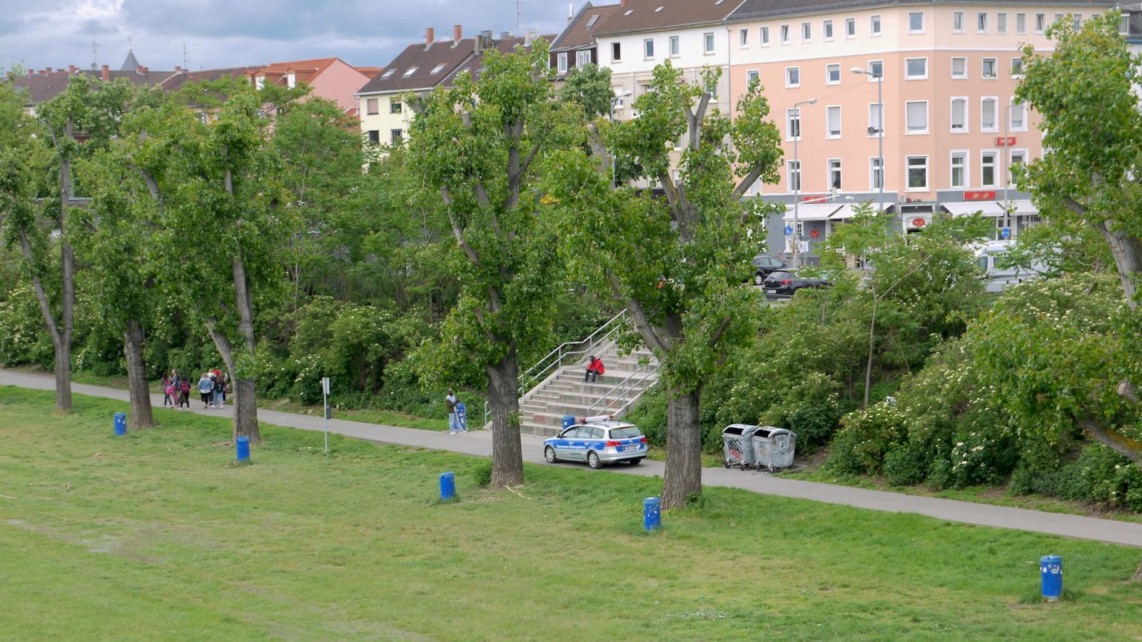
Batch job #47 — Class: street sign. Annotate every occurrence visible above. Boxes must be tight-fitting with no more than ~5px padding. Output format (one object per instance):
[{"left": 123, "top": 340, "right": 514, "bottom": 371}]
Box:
[
  {"left": 784, "top": 225, "right": 794, "bottom": 236},
  {"left": 809, "top": 229, "right": 820, "bottom": 239},
  {"left": 995, "top": 136, "right": 1016, "bottom": 146},
  {"left": 1001, "top": 227, "right": 1011, "bottom": 239},
  {"left": 964, "top": 190, "right": 997, "bottom": 201}
]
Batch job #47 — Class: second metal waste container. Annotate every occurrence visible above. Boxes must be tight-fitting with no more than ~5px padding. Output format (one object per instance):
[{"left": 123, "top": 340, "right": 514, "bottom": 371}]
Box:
[
  {"left": 721, "top": 424, "right": 762, "bottom": 469},
  {"left": 752, "top": 427, "right": 796, "bottom": 471}
]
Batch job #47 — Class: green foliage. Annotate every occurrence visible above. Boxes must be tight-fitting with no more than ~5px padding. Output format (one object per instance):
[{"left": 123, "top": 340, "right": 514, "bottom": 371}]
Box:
[
  {"left": 624, "top": 384, "right": 667, "bottom": 447},
  {"left": 0, "top": 281, "right": 54, "bottom": 367},
  {"left": 558, "top": 63, "right": 614, "bottom": 120},
  {"left": 826, "top": 401, "right": 909, "bottom": 476}
]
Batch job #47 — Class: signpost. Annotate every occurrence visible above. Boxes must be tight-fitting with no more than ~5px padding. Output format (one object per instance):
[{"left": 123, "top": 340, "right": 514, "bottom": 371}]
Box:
[{"left": 321, "top": 377, "right": 331, "bottom": 454}]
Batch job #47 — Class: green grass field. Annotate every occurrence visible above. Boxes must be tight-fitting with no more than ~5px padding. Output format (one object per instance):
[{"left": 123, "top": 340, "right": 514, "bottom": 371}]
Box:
[{"left": 2, "top": 386, "right": 1140, "bottom": 641}]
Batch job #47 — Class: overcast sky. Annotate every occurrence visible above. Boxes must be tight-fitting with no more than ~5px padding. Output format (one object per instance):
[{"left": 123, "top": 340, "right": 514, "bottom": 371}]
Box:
[{"left": 0, "top": 0, "right": 590, "bottom": 73}]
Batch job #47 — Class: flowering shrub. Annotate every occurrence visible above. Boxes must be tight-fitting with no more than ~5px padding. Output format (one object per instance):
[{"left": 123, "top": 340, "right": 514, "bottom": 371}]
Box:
[{"left": 826, "top": 401, "right": 909, "bottom": 476}]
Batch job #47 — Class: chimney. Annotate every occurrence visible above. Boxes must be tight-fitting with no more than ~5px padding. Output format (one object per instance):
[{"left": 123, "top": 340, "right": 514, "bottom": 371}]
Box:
[
  {"left": 68, "top": 65, "right": 77, "bottom": 74},
  {"left": 426, "top": 27, "right": 435, "bottom": 45},
  {"left": 568, "top": 3, "right": 573, "bottom": 22},
  {"left": 453, "top": 24, "right": 462, "bottom": 41},
  {"left": 101, "top": 64, "right": 110, "bottom": 81},
  {"left": 525, "top": 28, "right": 536, "bottom": 46}
]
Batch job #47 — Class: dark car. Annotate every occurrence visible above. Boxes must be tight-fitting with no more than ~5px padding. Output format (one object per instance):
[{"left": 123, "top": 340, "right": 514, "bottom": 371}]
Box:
[
  {"left": 751, "top": 255, "right": 787, "bottom": 285},
  {"left": 762, "top": 270, "right": 832, "bottom": 298}
]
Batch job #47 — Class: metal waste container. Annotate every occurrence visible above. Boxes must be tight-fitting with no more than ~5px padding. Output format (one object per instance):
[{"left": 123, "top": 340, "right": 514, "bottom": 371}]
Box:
[
  {"left": 752, "top": 427, "right": 796, "bottom": 471},
  {"left": 721, "top": 424, "right": 761, "bottom": 469}
]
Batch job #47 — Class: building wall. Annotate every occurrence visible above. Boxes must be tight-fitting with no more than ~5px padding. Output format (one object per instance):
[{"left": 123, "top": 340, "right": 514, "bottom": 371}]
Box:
[
  {"left": 309, "top": 61, "right": 373, "bottom": 113},
  {"left": 358, "top": 93, "right": 415, "bottom": 145}
]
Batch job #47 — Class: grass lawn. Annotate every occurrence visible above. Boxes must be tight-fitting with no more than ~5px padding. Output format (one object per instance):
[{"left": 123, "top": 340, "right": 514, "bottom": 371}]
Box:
[{"left": 2, "top": 386, "right": 1141, "bottom": 641}]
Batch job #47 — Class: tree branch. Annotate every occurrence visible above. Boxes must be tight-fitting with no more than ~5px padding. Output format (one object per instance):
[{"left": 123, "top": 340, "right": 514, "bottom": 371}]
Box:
[
  {"left": 1076, "top": 418, "right": 1142, "bottom": 467},
  {"left": 606, "top": 271, "right": 670, "bottom": 355}
]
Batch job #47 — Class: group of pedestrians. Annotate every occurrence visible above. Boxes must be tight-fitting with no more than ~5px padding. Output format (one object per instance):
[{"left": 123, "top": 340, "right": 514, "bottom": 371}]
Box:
[{"left": 160, "top": 368, "right": 229, "bottom": 410}]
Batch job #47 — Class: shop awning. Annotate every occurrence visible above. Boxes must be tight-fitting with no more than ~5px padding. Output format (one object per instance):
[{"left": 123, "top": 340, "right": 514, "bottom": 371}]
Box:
[
  {"left": 942, "top": 201, "right": 1006, "bottom": 217},
  {"left": 782, "top": 203, "right": 842, "bottom": 221},
  {"left": 830, "top": 202, "right": 892, "bottom": 220}
]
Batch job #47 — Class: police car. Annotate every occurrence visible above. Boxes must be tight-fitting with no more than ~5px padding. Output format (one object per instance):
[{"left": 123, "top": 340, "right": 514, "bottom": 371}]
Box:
[{"left": 543, "top": 416, "right": 648, "bottom": 469}]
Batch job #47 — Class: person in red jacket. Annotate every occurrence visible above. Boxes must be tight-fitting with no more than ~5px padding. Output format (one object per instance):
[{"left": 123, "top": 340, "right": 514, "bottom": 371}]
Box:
[{"left": 584, "top": 356, "right": 605, "bottom": 383}]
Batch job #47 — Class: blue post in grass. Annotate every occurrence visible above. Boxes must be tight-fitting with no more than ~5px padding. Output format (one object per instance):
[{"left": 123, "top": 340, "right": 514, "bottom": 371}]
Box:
[
  {"left": 440, "top": 472, "right": 456, "bottom": 501},
  {"left": 236, "top": 436, "right": 250, "bottom": 462},
  {"left": 113, "top": 412, "right": 127, "bottom": 436},
  {"left": 643, "top": 497, "right": 661, "bottom": 532},
  {"left": 1040, "top": 555, "right": 1062, "bottom": 601}
]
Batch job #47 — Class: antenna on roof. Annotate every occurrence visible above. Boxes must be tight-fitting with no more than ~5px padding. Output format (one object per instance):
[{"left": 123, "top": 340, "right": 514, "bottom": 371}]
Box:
[
  {"left": 91, "top": 39, "right": 98, "bottom": 70},
  {"left": 516, "top": 0, "right": 521, "bottom": 37},
  {"left": 183, "top": 43, "right": 189, "bottom": 70}
]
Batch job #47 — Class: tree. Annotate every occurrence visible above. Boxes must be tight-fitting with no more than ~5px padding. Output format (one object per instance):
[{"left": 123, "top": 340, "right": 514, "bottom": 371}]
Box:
[
  {"left": 549, "top": 63, "right": 783, "bottom": 508},
  {"left": 1016, "top": 11, "right": 1142, "bottom": 465},
  {"left": 408, "top": 41, "right": 575, "bottom": 487}
]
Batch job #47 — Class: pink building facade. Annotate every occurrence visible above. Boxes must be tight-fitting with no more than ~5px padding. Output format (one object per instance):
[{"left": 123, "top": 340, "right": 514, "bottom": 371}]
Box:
[{"left": 725, "top": 0, "right": 1116, "bottom": 257}]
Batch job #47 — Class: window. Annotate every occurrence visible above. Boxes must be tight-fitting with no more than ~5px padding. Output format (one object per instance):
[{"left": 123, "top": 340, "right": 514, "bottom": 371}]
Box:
[
  {"left": 869, "top": 60, "right": 884, "bottom": 79},
  {"left": 367, "top": 130, "right": 379, "bottom": 144},
  {"left": 670, "top": 36, "right": 680, "bottom": 56},
  {"left": 953, "top": 12, "right": 964, "bottom": 32},
  {"left": 787, "top": 108, "right": 803, "bottom": 140},
  {"left": 907, "top": 156, "right": 928, "bottom": 189},
  {"left": 1016, "top": 13, "right": 1027, "bottom": 34},
  {"left": 1009, "top": 102, "right": 1027, "bottom": 131},
  {"left": 557, "top": 53, "right": 568, "bottom": 74},
  {"left": 612, "top": 87, "right": 628, "bottom": 108},
  {"left": 981, "top": 151, "right": 997, "bottom": 187},
  {"left": 868, "top": 103, "right": 883, "bottom": 135},
  {"left": 786, "top": 66, "right": 800, "bottom": 87},
  {"left": 746, "top": 70, "right": 760, "bottom": 88},
  {"left": 952, "top": 57, "right": 967, "bottom": 79},
  {"left": 829, "top": 159, "right": 842, "bottom": 190},
  {"left": 402, "top": 66, "right": 418, "bottom": 77},
  {"left": 788, "top": 160, "right": 802, "bottom": 192},
  {"left": 802, "top": 22, "right": 812, "bottom": 41},
  {"left": 824, "top": 20, "right": 834, "bottom": 40},
  {"left": 826, "top": 106, "right": 841, "bottom": 137},
  {"left": 576, "top": 50, "right": 592, "bottom": 66},
  {"left": 909, "top": 12, "right": 924, "bottom": 33},
  {"left": 1009, "top": 150, "right": 1027, "bottom": 175},
  {"left": 982, "top": 58, "right": 997, "bottom": 78},
  {"left": 739, "top": 28, "right": 749, "bottom": 47},
  {"left": 871, "top": 15, "right": 881, "bottom": 35},
  {"left": 390, "top": 101, "right": 402, "bottom": 114},
  {"left": 977, "top": 13, "right": 989, "bottom": 33},
  {"left": 905, "top": 58, "right": 927, "bottom": 79},
  {"left": 1073, "top": 15, "right": 1082, "bottom": 30},
  {"left": 366, "top": 98, "right": 378, "bottom": 115},
  {"left": 391, "top": 129, "right": 403, "bottom": 145},
  {"left": 1011, "top": 57, "right": 1024, "bottom": 78},
  {"left": 612, "top": 42, "right": 622, "bottom": 62},
  {"left": 951, "top": 98, "right": 967, "bottom": 132},
  {"left": 381, "top": 69, "right": 395, "bottom": 79},
  {"left": 644, "top": 38, "right": 654, "bottom": 59},
  {"left": 998, "top": 13, "right": 1008, "bottom": 34},
  {"left": 951, "top": 152, "right": 967, "bottom": 188},
  {"left": 981, "top": 98, "right": 997, "bottom": 131},
  {"left": 760, "top": 27, "right": 769, "bottom": 45},
  {"left": 826, "top": 63, "right": 841, "bottom": 84},
  {"left": 1035, "top": 13, "right": 1046, "bottom": 33},
  {"left": 781, "top": 24, "right": 790, "bottom": 44},
  {"left": 906, "top": 101, "right": 928, "bottom": 134},
  {"left": 845, "top": 18, "right": 856, "bottom": 37},
  {"left": 704, "top": 32, "right": 715, "bottom": 53},
  {"left": 870, "top": 157, "right": 883, "bottom": 190},
  {"left": 705, "top": 77, "right": 719, "bottom": 99}
]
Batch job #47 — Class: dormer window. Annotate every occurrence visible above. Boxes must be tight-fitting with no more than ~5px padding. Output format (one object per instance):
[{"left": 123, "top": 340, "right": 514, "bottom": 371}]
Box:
[
  {"left": 382, "top": 69, "right": 396, "bottom": 79},
  {"left": 431, "top": 64, "right": 446, "bottom": 74},
  {"left": 403, "top": 67, "right": 418, "bottom": 77}
]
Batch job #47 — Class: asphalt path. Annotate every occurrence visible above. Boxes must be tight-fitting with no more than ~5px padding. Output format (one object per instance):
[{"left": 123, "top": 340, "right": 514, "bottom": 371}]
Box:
[{"left": 3, "top": 368, "right": 1141, "bottom": 549}]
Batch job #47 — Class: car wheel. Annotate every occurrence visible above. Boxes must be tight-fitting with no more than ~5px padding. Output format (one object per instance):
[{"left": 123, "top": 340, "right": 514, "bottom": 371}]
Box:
[
  {"left": 544, "top": 446, "right": 557, "bottom": 464},
  {"left": 753, "top": 273, "right": 764, "bottom": 286},
  {"left": 587, "top": 451, "right": 601, "bottom": 469},
  {"left": 628, "top": 457, "right": 643, "bottom": 466}
]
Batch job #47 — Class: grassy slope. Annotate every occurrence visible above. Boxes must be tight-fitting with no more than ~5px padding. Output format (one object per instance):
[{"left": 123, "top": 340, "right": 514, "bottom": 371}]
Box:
[{"left": 1, "top": 386, "right": 1140, "bottom": 641}]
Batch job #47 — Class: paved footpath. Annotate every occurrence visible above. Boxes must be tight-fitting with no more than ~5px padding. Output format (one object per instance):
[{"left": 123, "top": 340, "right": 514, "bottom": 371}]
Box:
[{"left": 3, "top": 369, "right": 1141, "bottom": 549}]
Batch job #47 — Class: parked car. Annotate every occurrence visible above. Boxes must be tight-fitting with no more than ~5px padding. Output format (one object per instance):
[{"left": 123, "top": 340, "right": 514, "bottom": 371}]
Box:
[
  {"left": 762, "top": 270, "right": 832, "bottom": 298},
  {"left": 751, "top": 254, "right": 787, "bottom": 285},
  {"left": 543, "top": 416, "right": 648, "bottom": 468}
]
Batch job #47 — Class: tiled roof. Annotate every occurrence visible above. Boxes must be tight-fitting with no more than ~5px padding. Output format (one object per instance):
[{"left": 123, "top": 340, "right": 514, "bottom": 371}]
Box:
[
  {"left": 592, "top": 0, "right": 746, "bottom": 37},
  {"left": 159, "top": 67, "right": 260, "bottom": 92},
  {"left": 442, "top": 34, "right": 556, "bottom": 86},
  {"left": 254, "top": 57, "right": 339, "bottom": 86},
  {"left": 728, "top": 0, "right": 1115, "bottom": 22},
  {"left": 551, "top": 3, "right": 624, "bottom": 52},
  {"left": 9, "top": 68, "right": 75, "bottom": 105},
  {"left": 358, "top": 38, "right": 479, "bottom": 95}
]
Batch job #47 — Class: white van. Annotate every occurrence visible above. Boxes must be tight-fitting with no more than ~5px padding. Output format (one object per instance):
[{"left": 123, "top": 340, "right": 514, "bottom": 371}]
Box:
[{"left": 972, "top": 241, "right": 1047, "bottom": 293}]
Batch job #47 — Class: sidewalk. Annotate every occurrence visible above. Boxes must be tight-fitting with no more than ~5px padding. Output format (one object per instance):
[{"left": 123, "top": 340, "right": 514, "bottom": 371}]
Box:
[{"left": 2, "top": 368, "right": 1140, "bottom": 548}]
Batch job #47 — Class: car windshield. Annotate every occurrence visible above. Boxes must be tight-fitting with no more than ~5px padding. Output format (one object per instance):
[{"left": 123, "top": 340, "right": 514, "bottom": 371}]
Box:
[
  {"left": 767, "top": 271, "right": 796, "bottom": 280},
  {"left": 609, "top": 427, "right": 643, "bottom": 439}
]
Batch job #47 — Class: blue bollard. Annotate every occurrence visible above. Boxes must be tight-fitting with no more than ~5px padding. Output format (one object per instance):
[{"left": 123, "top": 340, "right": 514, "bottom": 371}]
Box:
[
  {"left": 235, "top": 436, "right": 250, "bottom": 462},
  {"left": 562, "top": 415, "right": 576, "bottom": 431},
  {"left": 440, "top": 471, "right": 456, "bottom": 501},
  {"left": 1040, "top": 555, "right": 1063, "bottom": 601},
  {"left": 643, "top": 496, "right": 661, "bottom": 532},
  {"left": 113, "top": 412, "right": 127, "bottom": 436}
]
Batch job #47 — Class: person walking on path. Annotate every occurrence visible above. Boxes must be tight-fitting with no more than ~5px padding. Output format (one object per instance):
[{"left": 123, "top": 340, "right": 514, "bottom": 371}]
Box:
[
  {"left": 179, "top": 376, "right": 191, "bottom": 408},
  {"left": 213, "top": 372, "right": 225, "bottom": 409},
  {"left": 198, "top": 373, "right": 214, "bottom": 409},
  {"left": 161, "top": 374, "right": 174, "bottom": 407},
  {"left": 584, "top": 356, "right": 605, "bottom": 383},
  {"left": 446, "top": 390, "right": 464, "bottom": 434}
]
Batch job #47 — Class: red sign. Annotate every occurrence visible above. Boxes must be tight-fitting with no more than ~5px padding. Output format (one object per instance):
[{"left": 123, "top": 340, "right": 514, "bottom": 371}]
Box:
[
  {"left": 912, "top": 217, "right": 927, "bottom": 228},
  {"left": 995, "top": 136, "right": 1016, "bottom": 146},
  {"left": 963, "top": 190, "right": 997, "bottom": 201},
  {"left": 809, "top": 229, "right": 821, "bottom": 239},
  {"left": 799, "top": 194, "right": 830, "bottom": 203}
]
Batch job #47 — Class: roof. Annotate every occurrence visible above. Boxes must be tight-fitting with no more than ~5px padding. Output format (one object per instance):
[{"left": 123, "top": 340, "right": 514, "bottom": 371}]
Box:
[
  {"left": 592, "top": 0, "right": 746, "bottom": 37},
  {"left": 442, "top": 34, "right": 556, "bottom": 86},
  {"left": 728, "top": 0, "right": 1117, "bottom": 22},
  {"left": 159, "top": 67, "right": 261, "bottom": 92},
  {"left": 9, "top": 68, "right": 75, "bottom": 105},
  {"left": 253, "top": 57, "right": 341, "bottom": 87},
  {"left": 551, "top": 3, "right": 625, "bottom": 52},
  {"left": 358, "top": 38, "right": 479, "bottom": 95},
  {"left": 120, "top": 48, "right": 141, "bottom": 71}
]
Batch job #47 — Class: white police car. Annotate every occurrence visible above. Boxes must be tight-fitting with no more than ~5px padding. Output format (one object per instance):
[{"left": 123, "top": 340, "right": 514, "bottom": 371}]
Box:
[{"left": 543, "top": 416, "right": 648, "bottom": 469}]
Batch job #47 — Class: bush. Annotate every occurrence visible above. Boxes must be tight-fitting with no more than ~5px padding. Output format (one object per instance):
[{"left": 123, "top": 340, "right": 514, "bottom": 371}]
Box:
[
  {"left": 825, "top": 401, "right": 908, "bottom": 476},
  {"left": 624, "top": 385, "right": 667, "bottom": 448},
  {"left": 883, "top": 441, "right": 930, "bottom": 486},
  {"left": 1065, "top": 444, "right": 1142, "bottom": 511},
  {"left": 783, "top": 393, "right": 842, "bottom": 455}
]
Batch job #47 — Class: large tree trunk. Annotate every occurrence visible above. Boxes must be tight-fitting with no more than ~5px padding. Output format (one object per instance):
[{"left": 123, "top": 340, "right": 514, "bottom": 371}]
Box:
[
  {"left": 206, "top": 322, "right": 261, "bottom": 443},
  {"left": 486, "top": 350, "right": 524, "bottom": 488},
  {"left": 123, "top": 319, "right": 154, "bottom": 428},
  {"left": 1097, "top": 221, "right": 1142, "bottom": 310},
  {"left": 20, "top": 240, "right": 72, "bottom": 412},
  {"left": 661, "top": 388, "right": 702, "bottom": 509}
]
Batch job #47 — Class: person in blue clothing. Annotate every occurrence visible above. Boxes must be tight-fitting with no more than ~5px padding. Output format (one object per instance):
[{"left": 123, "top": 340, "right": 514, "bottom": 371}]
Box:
[{"left": 198, "top": 373, "right": 214, "bottom": 409}]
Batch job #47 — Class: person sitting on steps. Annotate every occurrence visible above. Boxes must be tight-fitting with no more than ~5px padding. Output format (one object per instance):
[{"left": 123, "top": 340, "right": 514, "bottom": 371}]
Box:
[{"left": 584, "top": 355, "right": 605, "bottom": 383}]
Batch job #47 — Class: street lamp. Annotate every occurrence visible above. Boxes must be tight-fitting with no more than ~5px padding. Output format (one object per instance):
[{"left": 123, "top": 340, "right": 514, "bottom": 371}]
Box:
[
  {"left": 1002, "top": 102, "right": 1015, "bottom": 239},
  {"left": 851, "top": 66, "right": 884, "bottom": 215},
  {"left": 791, "top": 98, "right": 816, "bottom": 268}
]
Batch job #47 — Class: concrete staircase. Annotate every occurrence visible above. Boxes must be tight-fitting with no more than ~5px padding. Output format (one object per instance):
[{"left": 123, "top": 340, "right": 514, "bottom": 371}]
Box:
[{"left": 518, "top": 343, "right": 658, "bottom": 437}]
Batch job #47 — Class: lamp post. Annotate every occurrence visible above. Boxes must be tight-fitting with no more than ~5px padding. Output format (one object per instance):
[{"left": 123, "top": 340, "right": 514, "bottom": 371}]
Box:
[
  {"left": 851, "top": 66, "right": 884, "bottom": 214},
  {"left": 791, "top": 98, "right": 816, "bottom": 268},
  {"left": 1002, "top": 102, "right": 1014, "bottom": 239}
]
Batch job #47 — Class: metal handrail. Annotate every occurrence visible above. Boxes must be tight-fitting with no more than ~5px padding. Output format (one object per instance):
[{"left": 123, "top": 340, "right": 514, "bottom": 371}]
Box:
[{"left": 584, "top": 361, "right": 660, "bottom": 418}]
